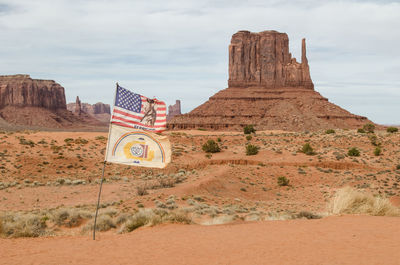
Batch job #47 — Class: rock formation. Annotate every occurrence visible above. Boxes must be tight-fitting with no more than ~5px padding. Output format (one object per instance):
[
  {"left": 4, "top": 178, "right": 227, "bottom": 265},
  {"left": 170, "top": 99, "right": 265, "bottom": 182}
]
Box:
[
  {"left": 0, "top": 74, "right": 106, "bottom": 129},
  {"left": 67, "top": 100, "right": 111, "bottom": 123},
  {"left": 168, "top": 30, "right": 372, "bottom": 131},
  {"left": 167, "top": 100, "right": 181, "bottom": 121},
  {"left": 0, "top": 74, "right": 66, "bottom": 110}
]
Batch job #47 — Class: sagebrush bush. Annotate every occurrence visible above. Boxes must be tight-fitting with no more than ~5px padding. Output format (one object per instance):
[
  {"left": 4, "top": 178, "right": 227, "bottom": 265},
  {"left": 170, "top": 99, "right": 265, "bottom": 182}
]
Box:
[
  {"left": 246, "top": 135, "right": 252, "bottom": 141},
  {"left": 374, "top": 147, "right": 382, "bottom": 156},
  {"left": 387, "top": 127, "right": 398, "bottom": 133},
  {"left": 83, "top": 215, "right": 116, "bottom": 232},
  {"left": 363, "top": 123, "right": 375, "bottom": 133},
  {"left": 329, "top": 187, "right": 400, "bottom": 216},
  {"left": 0, "top": 213, "right": 47, "bottom": 238},
  {"left": 397, "top": 164, "right": 400, "bottom": 170},
  {"left": 369, "top": 134, "right": 380, "bottom": 146},
  {"left": 348, "top": 147, "right": 360, "bottom": 157},
  {"left": 357, "top": 128, "right": 365, "bottom": 133},
  {"left": 246, "top": 144, "right": 259, "bottom": 155},
  {"left": 277, "top": 176, "right": 290, "bottom": 186},
  {"left": 136, "top": 185, "right": 148, "bottom": 196},
  {"left": 243, "top": 125, "right": 255, "bottom": 134},
  {"left": 202, "top": 140, "right": 220, "bottom": 153},
  {"left": 325, "top": 129, "right": 335, "bottom": 134},
  {"left": 301, "top": 143, "right": 315, "bottom": 155}
]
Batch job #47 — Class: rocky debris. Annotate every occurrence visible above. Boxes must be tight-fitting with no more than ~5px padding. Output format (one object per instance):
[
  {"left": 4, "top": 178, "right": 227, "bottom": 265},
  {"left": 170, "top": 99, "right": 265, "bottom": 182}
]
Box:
[
  {"left": 168, "top": 30, "right": 373, "bottom": 131},
  {"left": 167, "top": 100, "right": 181, "bottom": 121},
  {"left": 0, "top": 74, "right": 66, "bottom": 110}
]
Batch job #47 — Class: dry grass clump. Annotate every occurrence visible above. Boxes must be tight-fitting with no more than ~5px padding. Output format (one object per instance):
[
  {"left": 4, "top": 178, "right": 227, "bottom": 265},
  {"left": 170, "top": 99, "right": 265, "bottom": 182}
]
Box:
[
  {"left": 329, "top": 187, "right": 400, "bottom": 216},
  {"left": 0, "top": 212, "right": 47, "bottom": 238},
  {"left": 50, "top": 208, "right": 92, "bottom": 227},
  {"left": 121, "top": 209, "right": 191, "bottom": 232},
  {"left": 82, "top": 215, "right": 116, "bottom": 232}
]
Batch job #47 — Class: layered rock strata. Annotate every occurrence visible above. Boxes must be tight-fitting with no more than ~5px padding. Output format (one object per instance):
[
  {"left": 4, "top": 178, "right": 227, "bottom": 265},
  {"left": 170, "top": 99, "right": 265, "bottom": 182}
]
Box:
[
  {"left": 67, "top": 100, "right": 111, "bottom": 123},
  {"left": 168, "top": 30, "right": 371, "bottom": 131}
]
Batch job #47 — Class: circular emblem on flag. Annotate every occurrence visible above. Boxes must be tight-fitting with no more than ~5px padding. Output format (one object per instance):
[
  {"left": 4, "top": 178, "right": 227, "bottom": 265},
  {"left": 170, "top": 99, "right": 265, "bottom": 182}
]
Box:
[{"left": 130, "top": 144, "right": 144, "bottom": 157}]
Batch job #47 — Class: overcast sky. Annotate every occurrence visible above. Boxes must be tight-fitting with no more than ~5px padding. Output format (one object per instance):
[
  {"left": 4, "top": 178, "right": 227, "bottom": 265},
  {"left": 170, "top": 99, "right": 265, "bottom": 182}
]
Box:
[{"left": 0, "top": 0, "right": 399, "bottom": 124}]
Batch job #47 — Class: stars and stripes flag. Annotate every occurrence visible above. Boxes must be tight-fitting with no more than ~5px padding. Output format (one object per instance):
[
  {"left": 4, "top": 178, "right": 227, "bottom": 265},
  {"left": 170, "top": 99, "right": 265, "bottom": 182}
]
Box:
[{"left": 111, "top": 85, "right": 167, "bottom": 133}]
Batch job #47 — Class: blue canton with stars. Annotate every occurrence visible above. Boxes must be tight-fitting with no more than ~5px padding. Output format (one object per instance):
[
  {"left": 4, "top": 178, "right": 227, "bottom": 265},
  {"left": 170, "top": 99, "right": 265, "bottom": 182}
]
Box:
[{"left": 115, "top": 85, "right": 142, "bottom": 113}]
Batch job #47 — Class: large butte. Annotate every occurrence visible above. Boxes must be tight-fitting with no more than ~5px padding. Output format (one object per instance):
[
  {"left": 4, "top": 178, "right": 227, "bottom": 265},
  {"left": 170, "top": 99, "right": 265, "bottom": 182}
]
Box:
[{"left": 168, "top": 30, "right": 372, "bottom": 131}]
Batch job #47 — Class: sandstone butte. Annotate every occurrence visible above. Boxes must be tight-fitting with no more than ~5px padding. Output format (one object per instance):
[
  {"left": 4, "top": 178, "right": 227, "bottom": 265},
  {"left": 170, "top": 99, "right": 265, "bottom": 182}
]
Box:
[
  {"left": 0, "top": 74, "right": 105, "bottom": 129},
  {"left": 167, "top": 100, "right": 182, "bottom": 121},
  {"left": 67, "top": 96, "right": 111, "bottom": 123},
  {"left": 168, "top": 30, "right": 372, "bottom": 131}
]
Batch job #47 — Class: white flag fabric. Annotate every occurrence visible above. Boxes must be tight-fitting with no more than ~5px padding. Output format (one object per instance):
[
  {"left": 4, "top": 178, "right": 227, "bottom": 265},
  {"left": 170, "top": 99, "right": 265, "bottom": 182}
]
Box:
[{"left": 105, "top": 124, "right": 171, "bottom": 168}]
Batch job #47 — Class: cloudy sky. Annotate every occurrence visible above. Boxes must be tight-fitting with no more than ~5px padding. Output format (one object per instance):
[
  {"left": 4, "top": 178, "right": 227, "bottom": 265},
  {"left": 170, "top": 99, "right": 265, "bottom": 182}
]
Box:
[{"left": 0, "top": 0, "right": 399, "bottom": 124}]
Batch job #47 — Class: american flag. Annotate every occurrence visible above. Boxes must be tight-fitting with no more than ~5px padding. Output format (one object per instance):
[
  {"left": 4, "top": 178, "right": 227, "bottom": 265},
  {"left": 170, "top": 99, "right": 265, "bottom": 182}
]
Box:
[{"left": 111, "top": 85, "right": 167, "bottom": 133}]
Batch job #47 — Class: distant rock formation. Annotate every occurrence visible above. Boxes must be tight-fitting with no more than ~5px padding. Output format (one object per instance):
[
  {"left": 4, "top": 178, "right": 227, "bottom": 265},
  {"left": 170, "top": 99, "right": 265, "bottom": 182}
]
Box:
[
  {"left": 168, "top": 30, "right": 372, "bottom": 131},
  {"left": 0, "top": 74, "right": 66, "bottom": 110},
  {"left": 167, "top": 100, "right": 181, "bottom": 121},
  {"left": 67, "top": 100, "right": 110, "bottom": 123},
  {"left": 0, "top": 74, "right": 106, "bottom": 129}
]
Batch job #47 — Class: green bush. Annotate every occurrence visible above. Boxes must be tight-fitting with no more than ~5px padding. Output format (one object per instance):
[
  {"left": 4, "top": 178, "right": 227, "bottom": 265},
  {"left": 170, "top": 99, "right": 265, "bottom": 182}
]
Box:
[
  {"left": 246, "top": 135, "right": 252, "bottom": 141},
  {"left": 244, "top": 125, "right": 255, "bottom": 134},
  {"left": 369, "top": 134, "right": 380, "bottom": 146},
  {"left": 277, "top": 176, "right": 290, "bottom": 186},
  {"left": 397, "top": 164, "right": 400, "bottom": 170},
  {"left": 374, "top": 147, "right": 382, "bottom": 156},
  {"left": 202, "top": 140, "right": 220, "bottom": 153},
  {"left": 325, "top": 129, "right": 335, "bottom": 134},
  {"left": 246, "top": 144, "right": 259, "bottom": 155},
  {"left": 348, "top": 147, "right": 360, "bottom": 157},
  {"left": 301, "top": 143, "right": 315, "bottom": 155},
  {"left": 387, "top": 127, "right": 398, "bottom": 133},
  {"left": 357, "top": 128, "right": 366, "bottom": 133},
  {"left": 363, "top": 123, "right": 375, "bottom": 133}
]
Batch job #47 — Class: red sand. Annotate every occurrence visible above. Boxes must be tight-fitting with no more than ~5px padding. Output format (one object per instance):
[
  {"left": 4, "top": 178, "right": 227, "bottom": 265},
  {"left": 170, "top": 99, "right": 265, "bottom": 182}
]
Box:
[{"left": 1, "top": 215, "right": 399, "bottom": 265}]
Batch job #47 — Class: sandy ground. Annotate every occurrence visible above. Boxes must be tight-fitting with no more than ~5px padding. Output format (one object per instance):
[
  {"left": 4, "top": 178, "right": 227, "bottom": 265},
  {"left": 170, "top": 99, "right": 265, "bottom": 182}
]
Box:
[{"left": 1, "top": 215, "right": 399, "bottom": 265}]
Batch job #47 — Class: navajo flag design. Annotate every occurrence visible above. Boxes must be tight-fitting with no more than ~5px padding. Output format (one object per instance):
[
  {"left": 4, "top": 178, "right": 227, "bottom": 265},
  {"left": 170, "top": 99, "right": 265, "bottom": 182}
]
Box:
[{"left": 111, "top": 85, "right": 167, "bottom": 133}]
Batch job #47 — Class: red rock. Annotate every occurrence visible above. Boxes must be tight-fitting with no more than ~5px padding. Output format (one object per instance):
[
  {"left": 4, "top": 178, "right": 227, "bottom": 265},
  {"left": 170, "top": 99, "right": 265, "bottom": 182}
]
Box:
[
  {"left": 67, "top": 100, "right": 110, "bottom": 123},
  {"left": 168, "top": 30, "right": 373, "bottom": 131},
  {"left": 167, "top": 100, "right": 181, "bottom": 121}
]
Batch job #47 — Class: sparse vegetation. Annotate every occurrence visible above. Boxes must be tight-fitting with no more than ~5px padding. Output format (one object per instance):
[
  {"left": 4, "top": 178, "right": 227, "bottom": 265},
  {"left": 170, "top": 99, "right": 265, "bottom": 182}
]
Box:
[
  {"left": 374, "top": 147, "right": 382, "bottom": 156},
  {"left": 357, "top": 128, "right": 365, "bottom": 133},
  {"left": 329, "top": 187, "right": 400, "bottom": 216},
  {"left": 301, "top": 143, "right": 315, "bottom": 155},
  {"left": 325, "top": 129, "right": 335, "bottom": 134},
  {"left": 369, "top": 134, "right": 380, "bottom": 146},
  {"left": 243, "top": 125, "right": 255, "bottom": 134},
  {"left": 246, "top": 144, "right": 259, "bottom": 155},
  {"left": 277, "top": 176, "right": 290, "bottom": 186},
  {"left": 348, "top": 147, "right": 360, "bottom": 157},
  {"left": 245, "top": 135, "right": 252, "bottom": 141},
  {"left": 202, "top": 140, "right": 220, "bottom": 153},
  {"left": 363, "top": 123, "right": 375, "bottom": 133},
  {"left": 387, "top": 127, "right": 398, "bottom": 133}
]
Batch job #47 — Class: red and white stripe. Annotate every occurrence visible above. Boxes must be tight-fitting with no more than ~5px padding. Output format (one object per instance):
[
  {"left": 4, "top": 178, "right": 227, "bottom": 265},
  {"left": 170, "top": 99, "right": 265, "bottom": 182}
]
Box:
[{"left": 111, "top": 96, "right": 167, "bottom": 133}]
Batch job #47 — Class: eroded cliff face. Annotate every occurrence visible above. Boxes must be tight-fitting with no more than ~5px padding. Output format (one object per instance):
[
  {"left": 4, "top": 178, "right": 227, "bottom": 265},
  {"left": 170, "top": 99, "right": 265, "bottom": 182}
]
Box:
[
  {"left": 228, "top": 31, "right": 313, "bottom": 89},
  {"left": 167, "top": 100, "right": 181, "bottom": 121},
  {"left": 0, "top": 75, "right": 66, "bottom": 110}
]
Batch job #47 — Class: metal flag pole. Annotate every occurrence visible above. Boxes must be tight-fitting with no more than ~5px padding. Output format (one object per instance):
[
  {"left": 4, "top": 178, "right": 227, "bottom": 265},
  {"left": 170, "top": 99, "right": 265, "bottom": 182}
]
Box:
[{"left": 93, "top": 82, "right": 118, "bottom": 240}]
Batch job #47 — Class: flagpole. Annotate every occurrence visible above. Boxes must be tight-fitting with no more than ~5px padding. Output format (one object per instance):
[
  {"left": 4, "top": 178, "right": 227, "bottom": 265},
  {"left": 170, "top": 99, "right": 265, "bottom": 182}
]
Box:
[{"left": 93, "top": 82, "right": 119, "bottom": 240}]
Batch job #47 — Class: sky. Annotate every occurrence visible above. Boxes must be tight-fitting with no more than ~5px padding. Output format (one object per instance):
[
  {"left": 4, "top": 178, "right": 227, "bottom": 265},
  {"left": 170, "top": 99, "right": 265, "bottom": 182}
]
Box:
[{"left": 0, "top": 0, "right": 399, "bottom": 124}]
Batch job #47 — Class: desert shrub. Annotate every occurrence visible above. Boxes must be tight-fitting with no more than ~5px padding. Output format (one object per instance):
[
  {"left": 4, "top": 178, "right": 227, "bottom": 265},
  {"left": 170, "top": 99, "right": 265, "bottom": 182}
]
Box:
[
  {"left": 374, "top": 147, "right": 382, "bottom": 156},
  {"left": 19, "top": 137, "right": 35, "bottom": 147},
  {"left": 301, "top": 143, "right": 315, "bottom": 155},
  {"left": 348, "top": 147, "right": 360, "bottom": 157},
  {"left": 136, "top": 185, "right": 148, "bottom": 196},
  {"left": 0, "top": 213, "right": 47, "bottom": 238},
  {"left": 369, "top": 134, "right": 380, "bottom": 146},
  {"left": 74, "top": 138, "right": 88, "bottom": 145},
  {"left": 51, "top": 209, "right": 92, "bottom": 227},
  {"left": 246, "top": 144, "right": 259, "bottom": 155},
  {"left": 64, "top": 138, "right": 74, "bottom": 144},
  {"left": 357, "top": 128, "right": 365, "bottom": 133},
  {"left": 217, "top": 137, "right": 222, "bottom": 142},
  {"left": 387, "top": 127, "right": 398, "bottom": 133},
  {"left": 295, "top": 211, "right": 321, "bottom": 219},
  {"left": 397, "top": 164, "right": 400, "bottom": 170},
  {"left": 329, "top": 187, "right": 400, "bottom": 216},
  {"left": 325, "top": 129, "right": 335, "bottom": 134},
  {"left": 95, "top": 136, "right": 107, "bottom": 141},
  {"left": 243, "top": 125, "right": 255, "bottom": 134},
  {"left": 246, "top": 135, "right": 252, "bottom": 141},
  {"left": 202, "top": 140, "right": 220, "bottom": 153},
  {"left": 363, "top": 123, "right": 375, "bottom": 133},
  {"left": 83, "top": 215, "right": 116, "bottom": 232},
  {"left": 277, "top": 176, "right": 290, "bottom": 186},
  {"left": 158, "top": 178, "right": 175, "bottom": 188}
]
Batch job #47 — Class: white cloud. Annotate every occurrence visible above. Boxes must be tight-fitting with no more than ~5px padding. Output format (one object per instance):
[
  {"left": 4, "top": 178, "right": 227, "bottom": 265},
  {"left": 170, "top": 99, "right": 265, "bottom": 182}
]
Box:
[{"left": 0, "top": 0, "right": 399, "bottom": 124}]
